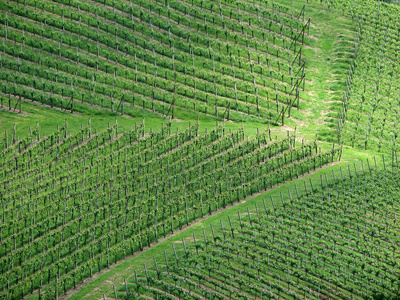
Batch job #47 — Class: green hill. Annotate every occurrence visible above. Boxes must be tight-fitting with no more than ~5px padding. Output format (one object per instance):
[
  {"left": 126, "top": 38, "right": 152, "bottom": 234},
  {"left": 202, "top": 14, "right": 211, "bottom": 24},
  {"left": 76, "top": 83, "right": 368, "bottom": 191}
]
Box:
[
  {"left": 115, "top": 164, "right": 400, "bottom": 300},
  {"left": 1, "top": 0, "right": 400, "bottom": 299},
  {"left": 0, "top": 121, "right": 341, "bottom": 299},
  {"left": 0, "top": 0, "right": 308, "bottom": 125}
]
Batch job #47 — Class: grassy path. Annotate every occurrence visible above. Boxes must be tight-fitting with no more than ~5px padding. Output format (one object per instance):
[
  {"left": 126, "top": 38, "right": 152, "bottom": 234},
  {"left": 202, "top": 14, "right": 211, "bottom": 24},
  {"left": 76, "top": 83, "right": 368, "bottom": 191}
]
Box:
[{"left": 291, "top": 5, "right": 357, "bottom": 142}]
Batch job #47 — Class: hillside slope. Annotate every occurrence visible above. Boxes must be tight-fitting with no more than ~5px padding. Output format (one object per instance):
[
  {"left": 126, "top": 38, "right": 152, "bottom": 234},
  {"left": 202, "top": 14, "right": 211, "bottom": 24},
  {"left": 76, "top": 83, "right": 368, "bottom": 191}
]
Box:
[
  {"left": 1, "top": 0, "right": 400, "bottom": 299},
  {"left": 116, "top": 163, "right": 400, "bottom": 300}
]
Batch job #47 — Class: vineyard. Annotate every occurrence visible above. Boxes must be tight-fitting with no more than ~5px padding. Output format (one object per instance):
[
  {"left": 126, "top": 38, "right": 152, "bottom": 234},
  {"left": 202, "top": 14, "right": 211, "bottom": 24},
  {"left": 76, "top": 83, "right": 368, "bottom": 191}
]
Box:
[
  {"left": 0, "top": 0, "right": 309, "bottom": 124},
  {"left": 1, "top": 0, "right": 400, "bottom": 299},
  {"left": 337, "top": 0, "right": 400, "bottom": 153},
  {"left": 0, "top": 120, "right": 341, "bottom": 299},
  {"left": 117, "top": 163, "right": 400, "bottom": 300}
]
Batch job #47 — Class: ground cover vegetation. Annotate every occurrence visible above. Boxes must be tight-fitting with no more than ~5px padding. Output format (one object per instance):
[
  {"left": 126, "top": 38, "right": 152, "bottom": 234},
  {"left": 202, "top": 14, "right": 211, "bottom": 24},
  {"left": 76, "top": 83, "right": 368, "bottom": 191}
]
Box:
[
  {"left": 117, "top": 163, "right": 400, "bottom": 300},
  {"left": 1, "top": 0, "right": 400, "bottom": 299},
  {"left": 336, "top": 0, "right": 400, "bottom": 153},
  {"left": 0, "top": 120, "right": 341, "bottom": 299},
  {"left": 0, "top": 0, "right": 309, "bottom": 125}
]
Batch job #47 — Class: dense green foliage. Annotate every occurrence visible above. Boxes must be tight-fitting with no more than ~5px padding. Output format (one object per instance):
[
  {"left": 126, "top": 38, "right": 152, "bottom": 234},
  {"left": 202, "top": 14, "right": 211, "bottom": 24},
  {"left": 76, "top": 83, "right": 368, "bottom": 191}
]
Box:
[
  {"left": 119, "top": 164, "right": 400, "bottom": 299},
  {"left": 331, "top": 0, "right": 400, "bottom": 152},
  {"left": 0, "top": 121, "right": 339, "bottom": 299},
  {"left": 0, "top": 0, "right": 308, "bottom": 123},
  {"left": 2, "top": 0, "right": 400, "bottom": 298}
]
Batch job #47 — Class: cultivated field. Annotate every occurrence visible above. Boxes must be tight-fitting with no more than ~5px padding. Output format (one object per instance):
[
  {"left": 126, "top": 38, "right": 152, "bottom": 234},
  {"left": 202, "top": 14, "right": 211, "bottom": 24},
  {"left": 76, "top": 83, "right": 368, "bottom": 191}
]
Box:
[{"left": 1, "top": 0, "right": 399, "bottom": 299}]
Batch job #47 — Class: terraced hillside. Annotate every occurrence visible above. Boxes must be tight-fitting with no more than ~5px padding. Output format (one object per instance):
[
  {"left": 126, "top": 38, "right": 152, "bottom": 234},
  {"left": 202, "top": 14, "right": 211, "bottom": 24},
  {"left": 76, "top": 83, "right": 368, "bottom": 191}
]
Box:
[{"left": 117, "top": 163, "right": 400, "bottom": 300}]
